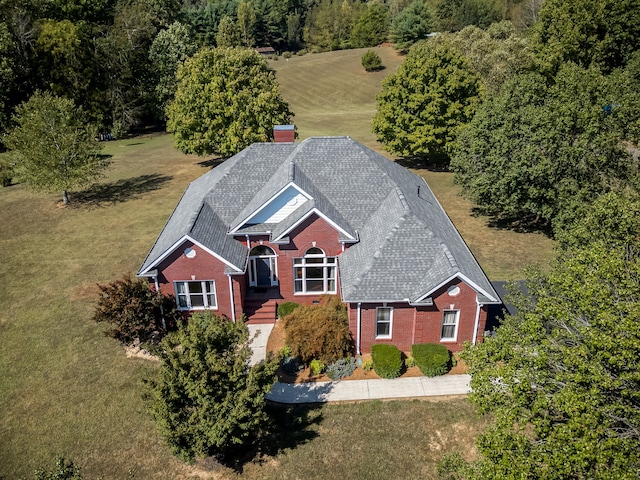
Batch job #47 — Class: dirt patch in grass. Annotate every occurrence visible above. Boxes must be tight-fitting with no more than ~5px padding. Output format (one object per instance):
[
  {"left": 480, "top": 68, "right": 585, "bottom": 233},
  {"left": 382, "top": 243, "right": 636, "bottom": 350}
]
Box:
[{"left": 267, "top": 319, "right": 468, "bottom": 383}]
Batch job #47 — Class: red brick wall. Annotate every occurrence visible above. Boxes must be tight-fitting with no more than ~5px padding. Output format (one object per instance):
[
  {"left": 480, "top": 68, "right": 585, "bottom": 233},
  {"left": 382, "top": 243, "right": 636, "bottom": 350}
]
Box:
[
  {"left": 156, "top": 240, "right": 237, "bottom": 319},
  {"left": 348, "top": 278, "right": 484, "bottom": 353},
  {"left": 240, "top": 213, "right": 344, "bottom": 305},
  {"left": 155, "top": 213, "right": 345, "bottom": 317}
]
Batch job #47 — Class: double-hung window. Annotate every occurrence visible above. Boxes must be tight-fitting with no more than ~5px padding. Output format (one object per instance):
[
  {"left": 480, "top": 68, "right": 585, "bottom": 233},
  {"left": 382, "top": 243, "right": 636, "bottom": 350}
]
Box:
[
  {"left": 440, "top": 310, "right": 459, "bottom": 341},
  {"left": 293, "top": 247, "right": 337, "bottom": 294},
  {"left": 376, "top": 307, "right": 392, "bottom": 338},
  {"left": 175, "top": 280, "right": 217, "bottom": 310}
]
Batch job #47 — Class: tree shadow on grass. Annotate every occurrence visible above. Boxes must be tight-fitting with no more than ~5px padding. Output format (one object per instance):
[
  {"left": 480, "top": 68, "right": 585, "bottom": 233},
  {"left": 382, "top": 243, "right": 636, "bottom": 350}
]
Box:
[
  {"left": 222, "top": 402, "right": 324, "bottom": 473},
  {"left": 394, "top": 153, "right": 450, "bottom": 172},
  {"left": 197, "top": 157, "right": 226, "bottom": 169},
  {"left": 470, "top": 207, "right": 553, "bottom": 236},
  {"left": 72, "top": 173, "right": 173, "bottom": 207}
]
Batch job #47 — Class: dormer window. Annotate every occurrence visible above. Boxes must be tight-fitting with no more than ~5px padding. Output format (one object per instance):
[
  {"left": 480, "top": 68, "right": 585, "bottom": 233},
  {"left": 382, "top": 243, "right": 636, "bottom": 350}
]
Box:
[{"left": 293, "top": 247, "right": 337, "bottom": 294}]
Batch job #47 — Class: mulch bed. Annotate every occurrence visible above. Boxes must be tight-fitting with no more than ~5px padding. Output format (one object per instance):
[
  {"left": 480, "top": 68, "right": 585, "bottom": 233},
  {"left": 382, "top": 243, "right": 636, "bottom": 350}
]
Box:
[{"left": 266, "top": 319, "right": 468, "bottom": 384}]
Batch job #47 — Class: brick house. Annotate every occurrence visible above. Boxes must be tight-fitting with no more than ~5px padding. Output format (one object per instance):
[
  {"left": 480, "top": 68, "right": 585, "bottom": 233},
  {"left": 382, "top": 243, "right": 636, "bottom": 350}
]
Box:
[{"left": 137, "top": 134, "right": 501, "bottom": 353}]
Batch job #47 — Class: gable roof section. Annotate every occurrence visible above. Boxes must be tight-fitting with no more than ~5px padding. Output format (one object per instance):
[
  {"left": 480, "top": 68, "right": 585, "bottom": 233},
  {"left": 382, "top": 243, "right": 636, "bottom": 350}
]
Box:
[{"left": 138, "top": 136, "right": 499, "bottom": 305}]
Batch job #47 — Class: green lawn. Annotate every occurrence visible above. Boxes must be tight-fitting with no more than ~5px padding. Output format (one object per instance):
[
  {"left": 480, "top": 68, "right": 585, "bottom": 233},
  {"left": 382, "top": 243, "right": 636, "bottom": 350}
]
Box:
[{"left": 1, "top": 47, "right": 553, "bottom": 479}]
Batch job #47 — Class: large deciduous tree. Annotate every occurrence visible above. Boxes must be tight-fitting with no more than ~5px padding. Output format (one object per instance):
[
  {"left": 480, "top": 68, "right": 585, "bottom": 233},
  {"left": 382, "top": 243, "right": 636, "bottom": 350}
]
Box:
[
  {"left": 145, "top": 312, "right": 278, "bottom": 464},
  {"left": 450, "top": 63, "right": 637, "bottom": 231},
  {"left": 530, "top": 0, "right": 640, "bottom": 75},
  {"left": 3, "top": 91, "right": 107, "bottom": 205},
  {"left": 372, "top": 40, "right": 480, "bottom": 162},
  {"left": 149, "top": 21, "right": 198, "bottom": 118},
  {"left": 432, "top": 21, "right": 534, "bottom": 95},
  {"left": 448, "top": 192, "right": 640, "bottom": 479},
  {"left": 166, "top": 47, "right": 293, "bottom": 157}
]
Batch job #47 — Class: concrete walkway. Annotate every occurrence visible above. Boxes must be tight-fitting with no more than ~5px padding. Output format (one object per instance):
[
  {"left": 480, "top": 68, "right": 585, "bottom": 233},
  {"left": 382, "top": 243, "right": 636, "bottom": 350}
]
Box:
[
  {"left": 266, "top": 374, "right": 471, "bottom": 404},
  {"left": 246, "top": 323, "right": 274, "bottom": 366},
  {"left": 246, "top": 322, "right": 471, "bottom": 403}
]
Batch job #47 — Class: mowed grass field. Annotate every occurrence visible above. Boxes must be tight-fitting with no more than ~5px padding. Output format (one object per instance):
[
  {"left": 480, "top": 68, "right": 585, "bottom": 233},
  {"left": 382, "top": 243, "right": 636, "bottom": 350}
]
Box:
[{"left": 1, "top": 46, "right": 552, "bottom": 478}]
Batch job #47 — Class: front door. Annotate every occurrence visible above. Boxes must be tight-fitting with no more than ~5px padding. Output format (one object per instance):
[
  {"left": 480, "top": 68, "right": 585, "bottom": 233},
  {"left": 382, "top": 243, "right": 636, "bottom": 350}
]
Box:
[
  {"left": 255, "top": 257, "right": 272, "bottom": 286},
  {"left": 249, "top": 245, "right": 278, "bottom": 287}
]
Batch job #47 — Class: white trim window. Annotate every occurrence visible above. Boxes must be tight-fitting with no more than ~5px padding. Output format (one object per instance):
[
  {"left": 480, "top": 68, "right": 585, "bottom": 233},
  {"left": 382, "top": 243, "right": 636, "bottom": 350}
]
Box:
[
  {"left": 175, "top": 280, "right": 217, "bottom": 310},
  {"left": 376, "top": 306, "right": 392, "bottom": 338},
  {"left": 441, "top": 310, "right": 459, "bottom": 341},
  {"left": 293, "top": 247, "right": 337, "bottom": 294}
]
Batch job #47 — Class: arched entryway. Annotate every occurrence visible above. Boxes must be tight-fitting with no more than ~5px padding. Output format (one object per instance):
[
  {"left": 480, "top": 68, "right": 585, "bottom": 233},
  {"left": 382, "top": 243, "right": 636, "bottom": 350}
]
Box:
[{"left": 249, "top": 245, "right": 278, "bottom": 287}]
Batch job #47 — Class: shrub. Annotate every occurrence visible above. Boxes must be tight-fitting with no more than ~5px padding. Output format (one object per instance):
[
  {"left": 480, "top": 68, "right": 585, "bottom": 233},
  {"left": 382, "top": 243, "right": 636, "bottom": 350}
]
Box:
[
  {"left": 309, "top": 358, "right": 325, "bottom": 375},
  {"left": 33, "top": 457, "right": 82, "bottom": 479},
  {"left": 371, "top": 344, "right": 402, "bottom": 378},
  {"left": 412, "top": 343, "right": 451, "bottom": 377},
  {"left": 362, "top": 359, "right": 374, "bottom": 371},
  {"left": 297, "top": 49, "right": 307, "bottom": 56},
  {"left": 283, "top": 51, "right": 292, "bottom": 59},
  {"left": 405, "top": 356, "right": 416, "bottom": 368},
  {"left": 283, "top": 296, "right": 353, "bottom": 364},
  {"left": 361, "top": 50, "right": 383, "bottom": 72},
  {"left": 93, "top": 274, "right": 178, "bottom": 345},
  {"left": 277, "top": 301, "right": 301, "bottom": 318},
  {"left": 281, "top": 355, "right": 303, "bottom": 374},
  {"left": 145, "top": 312, "right": 279, "bottom": 464},
  {"left": 326, "top": 357, "right": 357, "bottom": 380}
]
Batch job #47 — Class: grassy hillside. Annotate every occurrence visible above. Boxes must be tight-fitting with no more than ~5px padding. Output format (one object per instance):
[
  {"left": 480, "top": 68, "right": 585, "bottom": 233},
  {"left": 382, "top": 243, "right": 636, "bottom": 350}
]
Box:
[
  {"left": 269, "top": 47, "right": 405, "bottom": 148},
  {"left": 0, "top": 47, "right": 552, "bottom": 479}
]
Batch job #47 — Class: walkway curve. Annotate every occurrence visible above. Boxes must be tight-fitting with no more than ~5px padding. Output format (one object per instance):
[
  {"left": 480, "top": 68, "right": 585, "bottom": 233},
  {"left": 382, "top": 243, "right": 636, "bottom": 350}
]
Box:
[{"left": 266, "top": 374, "right": 471, "bottom": 404}]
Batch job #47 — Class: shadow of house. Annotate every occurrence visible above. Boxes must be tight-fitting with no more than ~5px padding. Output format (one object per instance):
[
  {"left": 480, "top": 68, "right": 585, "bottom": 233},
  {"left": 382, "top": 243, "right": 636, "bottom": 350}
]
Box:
[
  {"left": 73, "top": 174, "right": 172, "bottom": 207},
  {"left": 486, "top": 280, "right": 529, "bottom": 332}
]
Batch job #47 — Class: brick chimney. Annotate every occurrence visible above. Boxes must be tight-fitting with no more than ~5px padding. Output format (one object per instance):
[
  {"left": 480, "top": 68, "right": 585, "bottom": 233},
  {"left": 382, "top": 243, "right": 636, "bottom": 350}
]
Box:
[{"left": 273, "top": 124, "right": 295, "bottom": 143}]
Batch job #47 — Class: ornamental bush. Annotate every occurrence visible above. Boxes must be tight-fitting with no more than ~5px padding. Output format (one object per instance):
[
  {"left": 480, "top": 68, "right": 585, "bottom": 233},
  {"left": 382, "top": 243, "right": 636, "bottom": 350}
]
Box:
[
  {"left": 362, "top": 50, "right": 383, "bottom": 71},
  {"left": 371, "top": 344, "right": 402, "bottom": 378},
  {"left": 93, "top": 274, "right": 178, "bottom": 345},
  {"left": 411, "top": 343, "right": 451, "bottom": 376},
  {"left": 284, "top": 296, "right": 353, "bottom": 364},
  {"left": 326, "top": 357, "right": 357, "bottom": 380}
]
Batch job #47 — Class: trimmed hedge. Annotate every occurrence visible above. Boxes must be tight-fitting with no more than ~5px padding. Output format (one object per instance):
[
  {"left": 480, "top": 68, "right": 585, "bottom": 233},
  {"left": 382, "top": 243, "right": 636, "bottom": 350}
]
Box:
[
  {"left": 277, "top": 301, "right": 301, "bottom": 318},
  {"left": 371, "top": 344, "right": 402, "bottom": 379},
  {"left": 412, "top": 343, "right": 451, "bottom": 377}
]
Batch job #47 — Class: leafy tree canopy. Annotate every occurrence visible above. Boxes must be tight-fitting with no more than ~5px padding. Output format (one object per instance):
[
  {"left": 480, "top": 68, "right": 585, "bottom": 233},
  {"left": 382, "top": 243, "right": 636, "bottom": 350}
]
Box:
[
  {"left": 167, "top": 47, "right": 293, "bottom": 157},
  {"left": 454, "top": 192, "right": 640, "bottom": 479},
  {"left": 432, "top": 21, "right": 535, "bottom": 94},
  {"left": 530, "top": 0, "right": 640, "bottom": 75},
  {"left": 450, "top": 63, "right": 638, "bottom": 231},
  {"left": 3, "top": 91, "right": 107, "bottom": 204},
  {"left": 435, "top": 0, "right": 502, "bottom": 32},
  {"left": 145, "top": 312, "right": 278, "bottom": 464},
  {"left": 149, "top": 21, "right": 198, "bottom": 117},
  {"left": 372, "top": 40, "right": 481, "bottom": 162}
]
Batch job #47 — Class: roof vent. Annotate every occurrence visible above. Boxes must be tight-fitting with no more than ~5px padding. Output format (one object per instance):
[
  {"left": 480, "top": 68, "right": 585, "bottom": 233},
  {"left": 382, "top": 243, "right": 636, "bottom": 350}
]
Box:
[{"left": 274, "top": 124, "right": 295, "bottom": 143}]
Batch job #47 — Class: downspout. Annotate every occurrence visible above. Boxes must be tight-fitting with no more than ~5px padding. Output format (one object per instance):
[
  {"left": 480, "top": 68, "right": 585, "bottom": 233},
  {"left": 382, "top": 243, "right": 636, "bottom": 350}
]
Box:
[
  {"left": 245, "top": 234, "right": 250, "bottom": 248},
  {"left": 228, "top": 274, "right": 236, "bottom": 323},
  {"left": 356, "top": 302, "right": 362, "bottom": 355},
  {"left": 153, "top": 275, "right": 167, "bottom": 330},
  {"left": 472, "top": 299, "right": 482, "bottom": 345}
]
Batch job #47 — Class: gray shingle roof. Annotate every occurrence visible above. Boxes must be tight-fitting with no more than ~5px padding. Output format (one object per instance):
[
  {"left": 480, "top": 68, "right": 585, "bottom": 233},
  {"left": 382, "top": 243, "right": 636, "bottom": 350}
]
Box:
[{"left": 138, "top": 136, "right": 499, "bottom": 304}]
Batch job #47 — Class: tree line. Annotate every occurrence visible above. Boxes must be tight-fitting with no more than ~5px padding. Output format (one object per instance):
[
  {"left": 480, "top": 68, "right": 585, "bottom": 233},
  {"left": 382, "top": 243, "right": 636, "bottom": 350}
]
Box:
[
  {"left": 0, "top": 0, "right": 526, "bottom": 139},
  {"left": 373, "top": 0, "right": 640, "bottom": 234}
]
